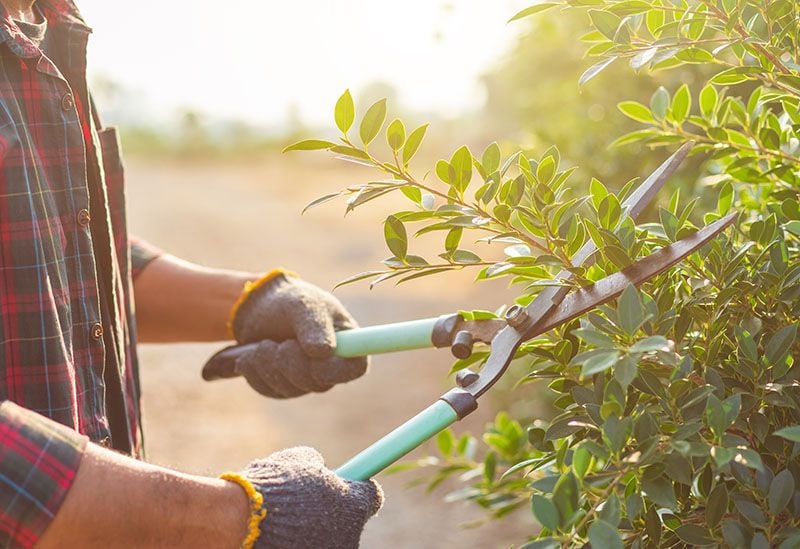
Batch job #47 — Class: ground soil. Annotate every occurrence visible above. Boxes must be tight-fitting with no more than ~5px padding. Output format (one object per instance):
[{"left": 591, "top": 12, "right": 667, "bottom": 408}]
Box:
[{"left": 126, "top": 153, "right": 533, "bottom": 548}]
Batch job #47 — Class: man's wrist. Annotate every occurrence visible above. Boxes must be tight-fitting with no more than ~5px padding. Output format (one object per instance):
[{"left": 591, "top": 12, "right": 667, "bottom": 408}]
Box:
[{"left": 210, "top": 476, "right": 252, "bottom": 548}]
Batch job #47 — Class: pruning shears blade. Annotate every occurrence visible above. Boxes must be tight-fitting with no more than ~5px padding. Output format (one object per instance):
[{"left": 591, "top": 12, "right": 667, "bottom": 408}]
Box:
[
  {"left": 520, "top": 142, "right": 694, "bottom": 332},
  {"left": 523, "top": 211, "right": 737, "bottom": 340},
  {"left": 463, "top": 211, "right": 736, "bottom": 398}
]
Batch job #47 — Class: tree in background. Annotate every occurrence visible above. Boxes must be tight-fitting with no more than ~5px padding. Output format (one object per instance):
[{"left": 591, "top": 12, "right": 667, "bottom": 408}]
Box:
[{"left": 287, "top": 1, "right": 800, "bottom": 546}]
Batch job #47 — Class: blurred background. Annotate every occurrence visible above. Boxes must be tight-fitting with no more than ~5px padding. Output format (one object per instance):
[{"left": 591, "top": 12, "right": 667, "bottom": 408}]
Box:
[{"left": 77, "top": 1, "right": 707, "bottom": 546}]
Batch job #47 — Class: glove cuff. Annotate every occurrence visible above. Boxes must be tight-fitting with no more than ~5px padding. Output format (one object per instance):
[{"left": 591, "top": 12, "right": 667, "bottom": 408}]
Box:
[
  {"left": 219, "top": 472, "right": 268, "bottom": 549},
  {"left": 226, "top": 268, "right": 297, "bottom": 339}
]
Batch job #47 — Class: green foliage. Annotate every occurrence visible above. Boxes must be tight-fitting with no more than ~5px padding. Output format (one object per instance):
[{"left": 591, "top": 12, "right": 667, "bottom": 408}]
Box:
[{"left": 285, "top": 1, "right": 800, "bottom": 546}]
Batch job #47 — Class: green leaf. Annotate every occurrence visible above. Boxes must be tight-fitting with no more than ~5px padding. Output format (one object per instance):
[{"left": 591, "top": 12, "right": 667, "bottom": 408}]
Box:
[
  {"left": 581, "top": 351, "right": 621, "bottom": 377},
  {"left": 282, "top": 139, "right": 336, "bottom": 152},
  {"left": 617, "top": 284, "right": 644, "bottom": 335},
  {"left": 735, "top": 499, "right": 765, "bottom": 526},
  {"left": 508, "top": 2, "right": 558, "bottom": 22},
  {"left": 360, "top": 98, "right": 387, "bottom": 146},
  {"left": 302, "top": 192, "right": 342, "bottom": 214},
  {"left": 614, "top": 355, "right": 638, "bottom": 389},
  {"left": 768, "top": 469, "right": 794, "bottom": 514},
  {"left": 436, "top": 160, "right": 453, "bottom": 184},
  {"left": 705, "top": 394, "right": 726, "bottom": 439},
  {"left": 552, "top": 472, "right": 579, "bottom": 527},
  {"left": 642, "top": 476, "right": 676, "bottom": 509},
  {"left": 383, "top": 215, "right": 407, "bottom": 259},
  {"left": 588, "top": 520, "right": 623, "bottom": 549},
  {"left": 735, "top": 327, "right": 758, "bottom": 363},
  {"left": 597, "top": 194, "right": 621, "bottom": 229},
  {"left": 618, "top": 101, "right": 655, "bottom": 124},
  {"left": 436, "top": 429, "right": 454, "bottom": 456},
  {"left": 722, "top": 521, "right": 748, "bottom": 547},
  {"left": 452, "top": 250, "right": 482, "bottom": 264},
  {"left": 706, "top": 483, "right": 728, "bottom": 528},
  {"left": 579, "top": 57, "right": 616, "bottom": 86},
  {"left": 589, "top": 177, "right": 609, "bottom": 208},
  {"left": 700, "top": 84, "right": 718, "bottom": 119},
  {"left": 450, "top": 146, "right": 473, "bottom": 192},
  {"left": 599, "top": 493, "right": 621, "bottom": 526},
  {"left": 334, "top": 89, "right": 355, "bottom": 134},
  {"left": 572, "top": 445, "right": 591, "bottom": 479},
  {"left": 573, "top": 328, "right": 613, "bottom": 347},
  {"left": 531, "top": 495, "right": 560, "bottom": 531},
  {"left": 333, "top": 270, "right": 386, "bottom": 289},
  {"left": 386, "top": 118, "right": 405, "bottom": 151},
  {"left": 765, "top": 324, "right": 797, "bottom": 366},
  {"left": 718, "top": 181, "right": 733, "bottom": 215},
  {"left": 672, "top": 84, "right": 691, "bottom": 124},
  {"left": 602, "top": 414, "right": 629, "bottom": 454},
  {"left": 537, "top": 155, "right": 556, "bottom": 185},
  {"left": 650, "top": 86, "right": 670, "bottom": 120},
  {"left": 482, "top": 142, "right": 501, "bottom": 174},
  {"left": 674, "top": 524, "right": 714, "bottom": 546},
  {"left": 589, "top": 9, "right": 621, "bottom": 40},
  {"left": 630, "top": 336, "right": 669, "bottom": 353},
  {"left": 733, "top": 447, "right": 764, "bottom": 471},
  {"left": 774, "top": 425, "right": 800, "bottom": 442},
  {"left": 659, "top": 207, "right": 680, "bottom": 241},
  {"left": 402, "top": 124, "right": 428, "bottom": 165},
  {"left": 445, "top": 228, "right": 462, "bottom": 254}
]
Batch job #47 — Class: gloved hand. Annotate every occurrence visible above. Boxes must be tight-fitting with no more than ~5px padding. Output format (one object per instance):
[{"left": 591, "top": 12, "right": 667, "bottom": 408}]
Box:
[
  {"left": 231, "top": 270, "right": 369, "bottom": 398},
  {"left": 241, "top": 447, "right": 383, "bottom": 548}
]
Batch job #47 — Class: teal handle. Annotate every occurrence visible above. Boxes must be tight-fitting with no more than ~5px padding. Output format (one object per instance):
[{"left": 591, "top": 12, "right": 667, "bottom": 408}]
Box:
[
  {"left": 335, "top": 399, "right": 458, "bottom": 481},
  {"left": 202, "top": 316, "right": 441, "bottom": 381},
  {"left": 334, "top": 317, "right": 439, "bottom": 357}
]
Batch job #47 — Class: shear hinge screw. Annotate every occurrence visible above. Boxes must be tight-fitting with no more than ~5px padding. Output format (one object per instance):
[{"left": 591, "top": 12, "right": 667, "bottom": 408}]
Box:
[
  {"left": 456, "top": 369, "right": 480, "bottom": 388},
  {"left": 451, "top": 330, "right": 474, "bottom": 359},
  {"left": 505, "top": 305, "right": 531, "bottom": 332}
]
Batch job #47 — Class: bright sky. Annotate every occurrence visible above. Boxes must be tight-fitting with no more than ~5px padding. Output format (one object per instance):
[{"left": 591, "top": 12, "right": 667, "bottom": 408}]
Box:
[{"left": 77, "top": 0, "right": 530, "bottom": 126}]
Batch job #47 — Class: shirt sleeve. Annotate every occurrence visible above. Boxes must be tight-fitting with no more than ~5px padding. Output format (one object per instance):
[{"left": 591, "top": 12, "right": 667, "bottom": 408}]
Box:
[
  {"left": 0, "top": 401, "right": 87, "bottom": 549},
  {"left": 130, "top": 236, "right": 162, "bottom": 280}
]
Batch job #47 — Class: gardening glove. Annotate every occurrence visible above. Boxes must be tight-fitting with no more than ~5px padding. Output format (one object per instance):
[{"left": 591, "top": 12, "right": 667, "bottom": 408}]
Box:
[
  {"left": 224, "top": 446, "right": 383, "bottom": 549},
  {"left": 229, "top": 269, "right": 369, "bottom": 398}
]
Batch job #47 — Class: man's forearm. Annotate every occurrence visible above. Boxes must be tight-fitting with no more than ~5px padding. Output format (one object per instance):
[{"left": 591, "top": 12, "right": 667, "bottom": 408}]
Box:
[
  {"left": 38, "top": 443, "right": 249, "bottom": 548},
  {"left": 133, "top": 254, "right": 257, "bottom": 342}
]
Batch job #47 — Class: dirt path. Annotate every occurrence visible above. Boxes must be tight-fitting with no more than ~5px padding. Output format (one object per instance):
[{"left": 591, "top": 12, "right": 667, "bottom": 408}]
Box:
[{"left": 126, "top": 154, "right": 532, "bottom": 547}]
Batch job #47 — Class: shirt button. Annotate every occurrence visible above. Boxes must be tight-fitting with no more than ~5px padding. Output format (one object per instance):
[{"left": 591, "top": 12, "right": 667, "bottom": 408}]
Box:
[
  {"left": 91, "top": 322, "right": 104, "bottom": 340},
  {"left": 77, "top": 208, "right": 91, "bottom": 226},
  {"left": 61, "top": 92, "right": 75, "bottom": 112}
]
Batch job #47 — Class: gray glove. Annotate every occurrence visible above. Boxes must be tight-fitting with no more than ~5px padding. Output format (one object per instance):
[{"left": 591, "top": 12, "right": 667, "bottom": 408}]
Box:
[
  {"left": 232, "top": 272, "right": 369, "bottom": 398},
  {"left": 245, "top": 447, "right": 383, "bottom": 548}
]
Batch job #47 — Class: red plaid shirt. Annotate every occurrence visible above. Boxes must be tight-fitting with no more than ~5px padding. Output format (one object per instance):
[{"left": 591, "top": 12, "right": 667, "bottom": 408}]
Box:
[{"left": 0, "top": 1, "right": 160, "bottom": 546}]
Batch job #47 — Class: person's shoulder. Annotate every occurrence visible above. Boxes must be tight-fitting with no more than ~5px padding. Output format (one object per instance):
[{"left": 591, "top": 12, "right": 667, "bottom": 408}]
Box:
[{"left": 39, "top": 1, "right": 90, "bottom": 27}]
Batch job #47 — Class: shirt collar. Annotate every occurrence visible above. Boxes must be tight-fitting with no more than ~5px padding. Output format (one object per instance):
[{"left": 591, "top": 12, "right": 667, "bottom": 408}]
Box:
[{"left": 0, "top": 0, "right": 90, "bottom": 58}]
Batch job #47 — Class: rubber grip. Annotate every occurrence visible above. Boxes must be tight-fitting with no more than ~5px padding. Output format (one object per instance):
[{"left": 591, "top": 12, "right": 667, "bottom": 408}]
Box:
[{"left": 202, "top": 317, "right": 440, "bottom": 381}]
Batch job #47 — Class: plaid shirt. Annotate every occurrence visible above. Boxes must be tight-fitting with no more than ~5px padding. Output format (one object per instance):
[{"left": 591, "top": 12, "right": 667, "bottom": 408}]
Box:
[{"left": 0, "top": 1, "right": 160, "bottom": 546}]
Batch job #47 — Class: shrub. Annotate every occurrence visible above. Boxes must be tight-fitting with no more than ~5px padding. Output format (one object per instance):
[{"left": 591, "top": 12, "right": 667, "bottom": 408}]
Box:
[{"left": 288, "top": 1, "right": 800, "bottom": 546}]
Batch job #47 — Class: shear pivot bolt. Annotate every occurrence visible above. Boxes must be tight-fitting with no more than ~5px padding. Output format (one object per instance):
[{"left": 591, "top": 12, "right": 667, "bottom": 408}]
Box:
[
  {"left": 456, "top": 369, "right": 480, "bottom": 388},
  {"left": 451, "top": 330, "right": 474, "bottom": 359},
  {"left": 505, "top": 305, "right": 531, "bottom": 331}
]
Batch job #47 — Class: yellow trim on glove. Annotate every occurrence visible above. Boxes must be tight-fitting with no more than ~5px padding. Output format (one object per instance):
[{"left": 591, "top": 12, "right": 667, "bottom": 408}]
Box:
[
  {"left": 226, "top": 268, "right": 296, "bottom": 339},
  {"left": 220, "top": 472, "right": 268, "bottom": 549}
]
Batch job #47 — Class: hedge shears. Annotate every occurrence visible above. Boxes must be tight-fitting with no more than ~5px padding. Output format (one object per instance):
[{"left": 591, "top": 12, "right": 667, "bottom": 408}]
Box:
[{"left": 202, "top": 142, "right": 737, "bottom": 481}]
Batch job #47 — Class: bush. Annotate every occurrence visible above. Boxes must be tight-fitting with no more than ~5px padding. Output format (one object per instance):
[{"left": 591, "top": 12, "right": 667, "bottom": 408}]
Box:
[{"left": 288, "top": 1, "right": 800, "bottom": 546}]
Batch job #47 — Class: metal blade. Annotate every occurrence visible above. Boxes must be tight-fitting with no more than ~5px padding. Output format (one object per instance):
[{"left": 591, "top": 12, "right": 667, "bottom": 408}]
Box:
[
  {"left": 464, "top": 211, "right": 736, "bottom": 398},
  {"left": 523, "top": 211, "right": 737, "bottom": 339},
  {"left": 521, "top": 141, "right": 695, "bottom": 331}
]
